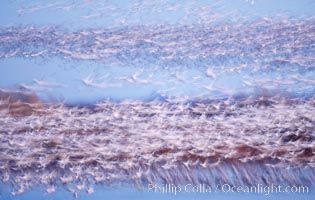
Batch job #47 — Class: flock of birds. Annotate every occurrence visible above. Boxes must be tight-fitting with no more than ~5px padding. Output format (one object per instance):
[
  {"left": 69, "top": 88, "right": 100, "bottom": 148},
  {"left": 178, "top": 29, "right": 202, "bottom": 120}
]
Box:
[
  {"left": 0, "top": 0, "right": 314, "bottom": 198},
  {"left": 1, "top": 16, "right": 314, "bottom": 99},
  {"left": 0, "top": 90, "right": 315, "bottom": 197},
  {"left": 1, "top": 18, "right": 314, "bottom": 70}
]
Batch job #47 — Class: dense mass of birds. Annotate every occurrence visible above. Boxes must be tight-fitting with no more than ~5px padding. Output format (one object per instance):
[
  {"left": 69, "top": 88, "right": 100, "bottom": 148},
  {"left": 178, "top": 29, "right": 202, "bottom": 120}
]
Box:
[
  {"left": 1, "top": 18, "right": 314, "bottom": 71},
  {"left": 0, "top": 90, "right": 314, "bottom": 197}
]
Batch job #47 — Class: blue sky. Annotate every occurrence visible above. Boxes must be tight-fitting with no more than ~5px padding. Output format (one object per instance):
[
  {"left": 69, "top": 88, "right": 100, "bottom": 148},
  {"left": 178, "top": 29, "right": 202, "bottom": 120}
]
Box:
[{"left": 1, "top": 0, "right": 314, "bottom": 28}]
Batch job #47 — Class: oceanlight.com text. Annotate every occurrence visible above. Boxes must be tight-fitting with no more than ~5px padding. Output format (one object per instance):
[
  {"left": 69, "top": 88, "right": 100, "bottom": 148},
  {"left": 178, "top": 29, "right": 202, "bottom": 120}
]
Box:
[{"left": 147, "top": 183, "right": 309, "bottom": 195}]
